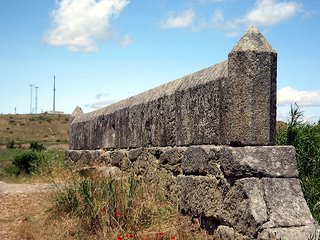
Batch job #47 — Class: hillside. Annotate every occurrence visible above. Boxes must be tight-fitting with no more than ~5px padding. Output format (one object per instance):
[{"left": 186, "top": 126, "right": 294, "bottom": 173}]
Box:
[{"left": 0, "top": 113, "right": 70, "bottom": 147}]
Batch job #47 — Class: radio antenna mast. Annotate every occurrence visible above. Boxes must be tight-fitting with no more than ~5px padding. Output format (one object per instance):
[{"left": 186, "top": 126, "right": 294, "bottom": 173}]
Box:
[
  {"left": 34, "top": 86, "right": 39, "bottom": 114},
  {"left": 53, "top": 76, "right": 56, "bottom": 113},
  {"left": 29, "top": 84, "right": 33, "bottom": 114}
]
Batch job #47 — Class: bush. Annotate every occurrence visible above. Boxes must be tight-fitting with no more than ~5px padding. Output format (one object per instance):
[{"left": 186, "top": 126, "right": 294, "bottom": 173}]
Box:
[
  {"left": 29, "top": 142, "right": 46, "bottom": 151},
  {"left": 6, "top": 140, "right": 15, "bottom": 149},
  {"left": 12, "top": 150, "right": 64, "bottom": 175},
  {"left": 276, "top": 104, "right": 320, "bottom": 222},
  {"left": 12, "top": 151, "right": 39, "bottom": 174}
]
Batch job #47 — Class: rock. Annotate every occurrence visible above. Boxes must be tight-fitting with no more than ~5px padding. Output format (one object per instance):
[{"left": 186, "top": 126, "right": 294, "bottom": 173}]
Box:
[
  {"left": 110, "top": 150, "right": 126, "bottom": 167},
  {"left": 159, "top": 148, "right": 185, "bottom": 174},
  {"left": 223, "top": 178, "right": 267, "bottom": 238},
  {"left": 128, "top": 148, "right": 143, "bottom": 161},
  {"left": 177, "top": 175, "right": 223, "bottom": 217},
  {"left": 214, "top": 225, "right": 235, "bottom": 240},
  {"left": 218, "top": 146, "right": 298, "bottom": 178},
  {"left": 181, "top": 147, "right": 209, "bottom": 175},
  {"left": 222, "top": 25, "right": 277, "bottom": 146},
  {"left": 257, "top": 225, "right": 318, "bottom": 240},
  {"left": 261, "top": 178, "right": 315, "bottom": 228}
]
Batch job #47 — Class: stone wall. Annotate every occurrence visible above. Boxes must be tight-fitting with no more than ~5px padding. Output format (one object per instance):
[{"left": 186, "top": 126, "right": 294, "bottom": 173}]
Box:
[
  {"left": 69, "top": 26, "right": 276, "bottom": 149},
  {"left": 65, "top": 146, "right": 317, "bottom": 240},
  {"left": 67, "top": 26, "right": 318, "bottom": 239}
]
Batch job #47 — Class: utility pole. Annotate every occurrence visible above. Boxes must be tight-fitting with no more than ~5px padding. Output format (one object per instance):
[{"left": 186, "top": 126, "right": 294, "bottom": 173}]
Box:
[
  {"left": 53, "top": 76, "right": 56, "bottom": 113},
  {"left": 34, "top": 86, "right": 39, "bottom": 114},
  {"left": 29, "top": 84, "right": 33, "bottom": 114}
]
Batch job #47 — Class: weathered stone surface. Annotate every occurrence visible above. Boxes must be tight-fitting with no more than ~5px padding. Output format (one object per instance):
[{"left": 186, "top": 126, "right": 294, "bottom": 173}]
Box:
[
  {"left": 223, "top": 178, "right": 267, "bottom": 238},
  {"left": 159, "top": 147, "right": 185, "bottom": 174},
  {"left": 128, "top": 148, "right": 143, "bottom": 161},
  {"left": 222, "top": 25, "right": 277, "bottom": 146},
  {"left": 261, "top": 178, "right": 315, "bottom": 229},
  {"left": 70, "top": 105, "right": 84, "bottom": 123},
  {"left": 181, "top": 146, "right": 208, "bottom": 175},
  {"left": 218, "top": 146, "right": 298, "bottom": 178},
  {"left": 213, "top": 225, "right": 253, "bottom": 240},
  {"left": 257, "top": 225, "right": 318, "bottom": 240},
  {"left": 177, "top": 175, "right": 223, "bottom": 217},
  {"left": 70, "top": 61, "right": 227, "bottom": 149},
  {"left": 109, "top": 150, "right": 126, "bottom": 168},
  {"left": 214, "top": 225, "right": 235, "bottom": 240},
  {"left": 70, "top": 26, "right": 276, "bottom": 150}
]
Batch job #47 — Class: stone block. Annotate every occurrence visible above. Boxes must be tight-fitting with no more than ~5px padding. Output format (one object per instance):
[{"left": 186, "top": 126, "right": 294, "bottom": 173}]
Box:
[
  {"left": 177, "top": 175, "right": 223, "bottom": 217},
  {"left": 261, "top": 178, "right": 315, "bottom": 229},
  {"left": 128, "top": 148, "right": 143, "bottom": 161},
  {"left": 222, "top": 25, "right": 277, "bottom": 146},
  {"left": 257, "top": 225, "right": 318, "bottom": 240},
  {"left": 223, "top": 178, "right": 267, "bottom": 238},
  {"left": 181, "top": 146, "right": 209, "bottom": 175},
  {"left": 217, "top": 146, "right": 298, "bottom": 178}
]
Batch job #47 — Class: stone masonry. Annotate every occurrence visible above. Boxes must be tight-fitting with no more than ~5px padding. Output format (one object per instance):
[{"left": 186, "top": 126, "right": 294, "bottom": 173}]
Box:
[
  {"left": 70, "top": 26, "right": 276, "bottom": 149},
  {"left": 67, "top": 26, "right": 318, "bottom": 239}
]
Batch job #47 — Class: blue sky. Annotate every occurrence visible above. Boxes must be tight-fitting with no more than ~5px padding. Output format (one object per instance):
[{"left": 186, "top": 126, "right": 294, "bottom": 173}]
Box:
[{"left": 0, "top": 0, "right": 319, "bottom": 122}]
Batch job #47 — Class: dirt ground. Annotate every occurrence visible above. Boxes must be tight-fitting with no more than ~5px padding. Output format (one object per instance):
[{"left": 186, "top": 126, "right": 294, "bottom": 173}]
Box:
[{"left": 0, "top": 181, "right": 62, "bottom": 240}]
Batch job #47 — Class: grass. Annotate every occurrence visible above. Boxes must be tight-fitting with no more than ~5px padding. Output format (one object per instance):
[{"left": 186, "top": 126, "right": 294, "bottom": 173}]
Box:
[
  {"left": 0, "top": 147, "right": 68, "bottom": 183},
  {"left": 0, "top": 113, "right": 69, "bottom": 147},
  {"left": 49, "top": 174, "right": 209, "bottom": 240}
]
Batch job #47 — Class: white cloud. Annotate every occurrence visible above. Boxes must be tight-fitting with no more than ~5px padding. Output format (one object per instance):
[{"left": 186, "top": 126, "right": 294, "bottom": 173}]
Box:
[
  {"left": 277, "top": 86, "right": 320, "bottom": 107},
  {"left": 212, "top": 10, "right": 244, "bottom": 36},
  {"left": 247, "top": 0, "right": 302, "bottom": 26},
  {"left": 44, "top": 0, "right": 129, "bottom": 52},
  {"left": 119, "top": 34, "right": 133, "bottom": 48},
  {"left": 85, "top": 99, "right": 118, "bottom": 109},
  {"left": 161, "top": 9, "right": 195, "bottom": 28},
  {"left": 211, "top": 0, "right": 302, "bottom": 36},
  {"left": 96, "top": 93, "right": 109, "bottom": 100}
]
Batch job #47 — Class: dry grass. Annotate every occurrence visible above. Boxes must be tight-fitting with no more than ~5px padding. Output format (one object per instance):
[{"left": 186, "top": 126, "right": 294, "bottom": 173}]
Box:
[
  {"left": 0, "top": 113, "right": 69, "bottom": 147},
  {"left": 0, "top": 189, "right": 210, "bottom": 240},
  {"left": 47, "top": 174, "right": 211, "bottom": 240}
]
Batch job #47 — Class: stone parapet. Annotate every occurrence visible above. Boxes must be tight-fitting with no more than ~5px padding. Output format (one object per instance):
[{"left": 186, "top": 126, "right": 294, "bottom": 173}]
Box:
[{"left": 69, "top": 25, "right": 276, "bottom": 149}]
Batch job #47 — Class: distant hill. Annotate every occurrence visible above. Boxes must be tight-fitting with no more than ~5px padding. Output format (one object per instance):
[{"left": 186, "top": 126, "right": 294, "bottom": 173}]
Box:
[{"left": 0, "top": 113, "right": 70, "bottom": 147}]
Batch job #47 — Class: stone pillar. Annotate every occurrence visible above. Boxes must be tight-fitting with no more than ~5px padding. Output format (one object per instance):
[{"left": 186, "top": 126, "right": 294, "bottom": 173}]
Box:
[{"left": 222, "top": 25, "right": 277, "bottom": 146}]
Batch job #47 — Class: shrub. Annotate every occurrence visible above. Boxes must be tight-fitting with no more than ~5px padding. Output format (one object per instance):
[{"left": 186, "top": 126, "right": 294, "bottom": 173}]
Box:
[
  {"left": 276, "top": 104, "right": 320, "bottom": 222},
  {"left": 12, "top": 151, "right": 39, "bottom": 174},
  {"left": 29, "top": 142, "right": 46, "bottom": 151},
  {"left": 6, "top": 140, "right": 15, "bottom": 149}
]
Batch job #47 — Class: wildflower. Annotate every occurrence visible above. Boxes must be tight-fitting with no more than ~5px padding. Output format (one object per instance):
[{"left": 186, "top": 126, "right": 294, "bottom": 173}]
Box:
[
  {"left": 117, "top": 236, "right": 123, "bottom": 240},
  {"left": 157, "top": 232, "right": 164, "bottom": 237},
  {"left": 171, "top": 236, "right": 177, "bottom": 240},
  {"left": 126, "top": 233, "right": 134, "bottom": 238},
  {"left": 101, "top": 208, "right": 107, "bottom": 213},
  {"left": 115, "top": 210, "right": 121, "bottom": 218}
]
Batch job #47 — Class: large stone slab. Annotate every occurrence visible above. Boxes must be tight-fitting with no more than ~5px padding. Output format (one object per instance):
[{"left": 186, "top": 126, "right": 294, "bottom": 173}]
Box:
[
  {"left": 222, "top": 25, "right": 277, "bottom": 146},
  {"left": 69, "top": 25, "right": 277, "bottom": 149},
  {"left": 261, "top": 178, "right": 315, "bottom": 229},
  {"left": 257, "top": 225, "right": 318, "bottom": 240},
  {"left": 222, "top": 178, "right": 268, "bottom": 238},
  {"left": 215, "top": 146, "right": 298, "bottom": 178}
]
